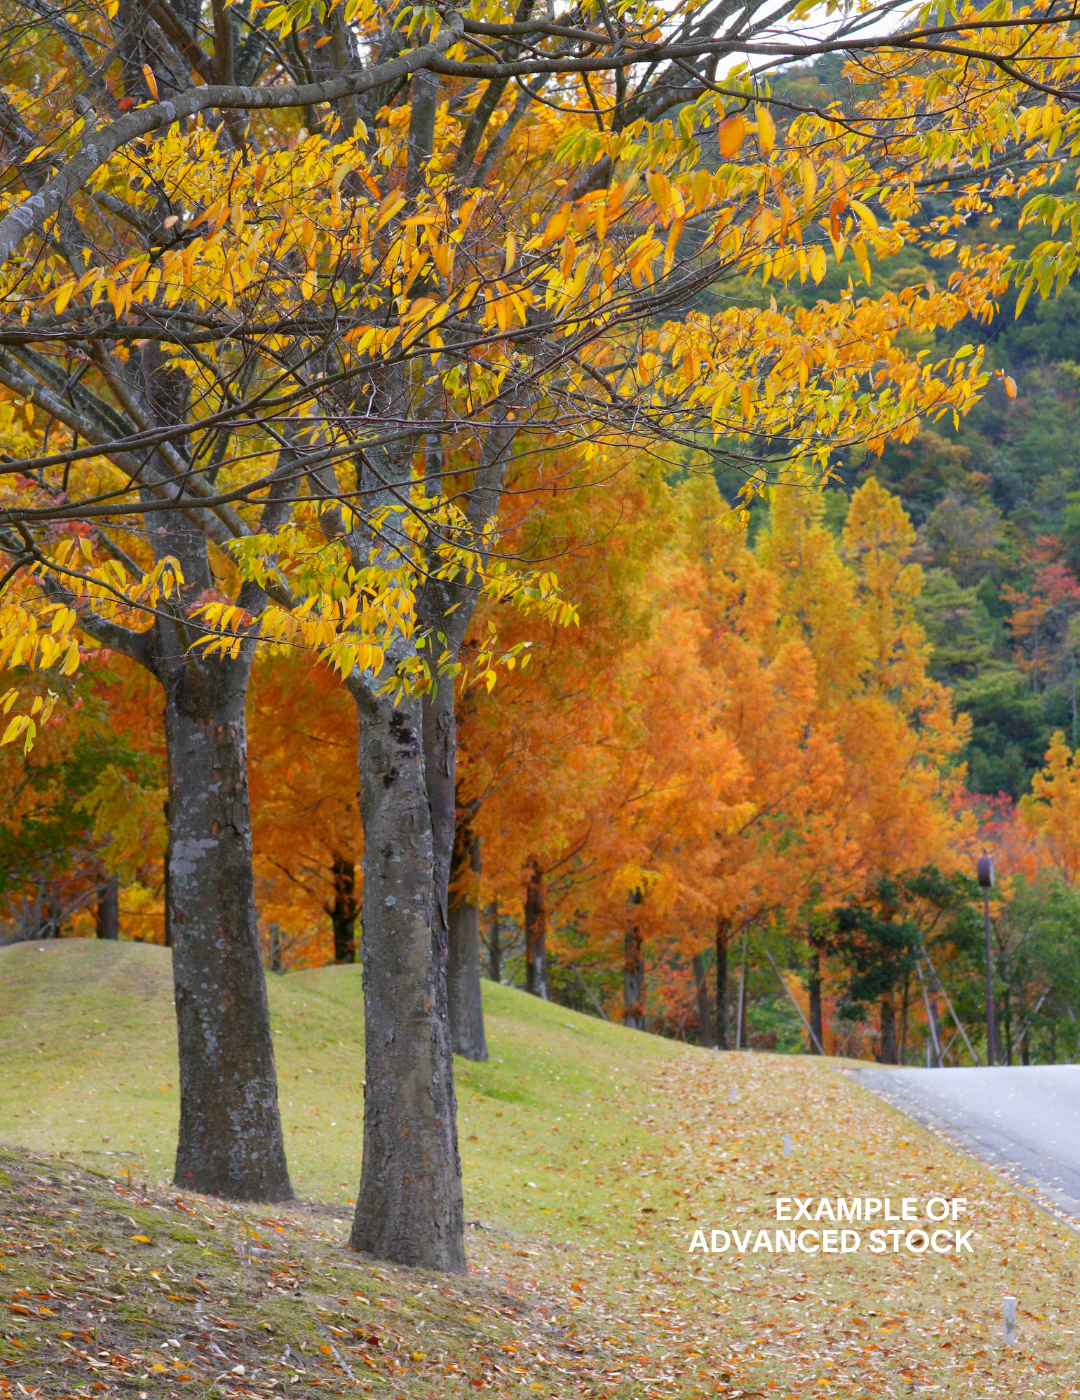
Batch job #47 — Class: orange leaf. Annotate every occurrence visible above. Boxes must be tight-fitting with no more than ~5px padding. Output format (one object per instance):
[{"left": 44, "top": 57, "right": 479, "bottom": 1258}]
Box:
[
  {"left": 542, "top": 203, "right": 572, "bottom": 245},
  {"left": 717, "top": 115, "right": 745, "bottom": 159},
  {"left": 1004, "top": 375, "right": 1017, "bottom": 398}
]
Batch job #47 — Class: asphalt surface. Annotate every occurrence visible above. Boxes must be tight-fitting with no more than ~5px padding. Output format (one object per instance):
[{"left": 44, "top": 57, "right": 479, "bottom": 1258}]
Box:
[{"left": 846, "top": 1065, "right": 1080, "bottom": 1222}]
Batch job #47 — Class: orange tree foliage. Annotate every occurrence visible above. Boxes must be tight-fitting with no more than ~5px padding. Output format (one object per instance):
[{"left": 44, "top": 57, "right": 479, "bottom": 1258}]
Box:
[
  {"left": 246, "top": 653, "right": 361, "bottom": 964},
  {"left": 462, "top": 473, "right": 971, "bottom": 1025}
]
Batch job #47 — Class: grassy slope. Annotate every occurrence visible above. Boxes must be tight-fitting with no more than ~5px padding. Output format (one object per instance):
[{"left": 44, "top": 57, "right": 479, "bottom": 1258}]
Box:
[
  {"left": 0, "top": 940, "right": 682, "bottom": 1234},
  {"left": 1, "top": 939, "right": 1080, "bottom": 1400}
]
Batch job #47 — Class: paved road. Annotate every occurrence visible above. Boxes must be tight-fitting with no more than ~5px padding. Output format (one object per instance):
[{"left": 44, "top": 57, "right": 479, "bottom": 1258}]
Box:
[{"left": 847, "top": 1065, "right": 1080, "bottom": 1222}]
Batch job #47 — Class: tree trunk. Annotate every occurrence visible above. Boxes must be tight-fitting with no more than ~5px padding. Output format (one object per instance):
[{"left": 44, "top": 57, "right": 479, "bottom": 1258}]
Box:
[
  {"left": 346, "top": 680, "right": 465, "bottom": 1271},
  {"left": 165, "top": 659, "right": 293, "bottom": 1202},
  {"left": 524, "top": 856, "right": 548, "bottom": 999},
  {"left": 715, "top": 919, "right": 729, "bottom": 1049},
  {"left": 447, "top": 823, "right": 487, "bottom": 1061},
  {"left": 808, "top": 946, "right": 824, "bottom": 1055},
  {"left": 96, "top": 876, "right": 119, "bottom": 940},
  {"left": 327, "top": 852, "right": 359, "bottom": 963},
  {"left": 160, "top": 806, "right": 170, "bottom": 946},
  {"left": 692, "top": 953, "right": 714, "bottom": 1048},
  {"left": 879, "top": 994, "right": 897, "bottom": 1064},
  {"left": 40, "top": 895, "right": 61, "bottom": 939},
  {"left": 488, "top": 901, "right": 501, "bottom": 983},
  {"left": 623, "top": 891, "right": 645, "bottom": 1030}
]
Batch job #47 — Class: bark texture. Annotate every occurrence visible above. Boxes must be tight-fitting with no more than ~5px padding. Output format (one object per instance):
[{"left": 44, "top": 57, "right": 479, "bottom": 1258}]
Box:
[
  {"left": 96, "top": 876, "right": 119, "bottom": 940},
  {"left": 327, "top": 852, "right": 359, "bottom": 963},
  {"left": 165, "top": 644, "right": 292, "bottom": 1201},
  {"left": 808, "top": 946, "right": 824, "bottom": 1056},
  {"left": 524, "top": 857, "right": 548, "bottom": 999},
  {"left": 447, "top": 825, "right": 487, "bottom": 1061},
  {"left": 714, "top": 919, "right": 729, "bottom": 1049},
  {"left": 879, "top": 994, "right": 898, "bottom": 1064},
  {"left": 347, "top": 680, "right": 465, "bottom": 1271},
  {"left": 487, "top": 901, "right": 501, "bottom": 983},
  {"left": 692, "top": 953, "right": 714, "bottom": 1048},
  {"left": 623, "top": 892, "right": 645, "bottom": 1030}
]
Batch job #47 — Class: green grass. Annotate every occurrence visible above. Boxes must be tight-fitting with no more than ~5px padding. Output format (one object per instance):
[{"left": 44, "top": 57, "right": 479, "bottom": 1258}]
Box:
[{"left": 0, "top": 939, "right": 684, "bottom": 1238}]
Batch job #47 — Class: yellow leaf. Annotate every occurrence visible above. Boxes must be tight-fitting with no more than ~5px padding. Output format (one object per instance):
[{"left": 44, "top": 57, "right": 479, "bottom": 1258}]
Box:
[
  {"left": 141, "top": 64, "right": 159, "bottom": 101},
  {"left": 0, "top": 715, "right": 31, "bottom": 752},
  {"left": 757, "top": 105, "right": 776, "bottom": 156},
  {"left": 739, "top": 382, "right": 753, "bottom": 418},
  {"left": 645, "top": 171, "right": 671, "bottom": 223},
  {"left": 689, "top": 169, "right": 712, "bottom": 214},
  {"left": 852, "top": 238, "right": 872, "bottom": 285},
  {"left": 717, "top": 115, "right": 745, "bottom": 159},
  {"left": 850, "top": 199, "right": 878, "bottom": 232},
  {"left": 375, "top": 191, "right": 406, "bottom": 229},
  {"left": 503, "top": 233, "right": 516, "bottom": 275}
]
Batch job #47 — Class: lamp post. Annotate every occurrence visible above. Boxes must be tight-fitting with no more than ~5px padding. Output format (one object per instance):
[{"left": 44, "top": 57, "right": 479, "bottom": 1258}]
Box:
[{"left": 977, "top": 854, "right": 996, "bottom": 1066}]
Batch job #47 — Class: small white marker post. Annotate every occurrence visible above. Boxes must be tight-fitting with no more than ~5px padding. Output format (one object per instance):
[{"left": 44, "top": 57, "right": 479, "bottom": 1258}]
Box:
[
  {"left": 1003, "top": 1296, "right": 1017, "bottom": 1346},
  {"left": 782, "top": 1133, "right": 792, "bottom": 1157},
  {"left": 730, "top": 1085, "right": 738, "bottom": 1104}
]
